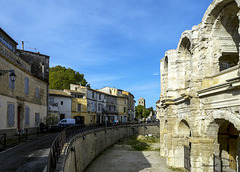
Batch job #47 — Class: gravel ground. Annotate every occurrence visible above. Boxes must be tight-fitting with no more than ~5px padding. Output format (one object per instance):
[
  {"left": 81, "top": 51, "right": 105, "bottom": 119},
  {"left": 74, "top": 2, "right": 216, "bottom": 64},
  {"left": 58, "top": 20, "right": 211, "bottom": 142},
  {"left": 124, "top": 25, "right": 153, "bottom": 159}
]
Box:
[{"left": 85, "top": 143, "right": 174, "bottom": 172}]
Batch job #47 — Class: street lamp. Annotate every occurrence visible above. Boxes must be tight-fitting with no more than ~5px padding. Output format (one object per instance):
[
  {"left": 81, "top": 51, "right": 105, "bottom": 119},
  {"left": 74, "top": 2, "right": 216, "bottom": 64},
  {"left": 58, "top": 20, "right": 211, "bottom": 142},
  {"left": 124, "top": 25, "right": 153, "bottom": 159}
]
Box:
[{"left": 0, "top": 70, "right": 17, "bottom": 82}]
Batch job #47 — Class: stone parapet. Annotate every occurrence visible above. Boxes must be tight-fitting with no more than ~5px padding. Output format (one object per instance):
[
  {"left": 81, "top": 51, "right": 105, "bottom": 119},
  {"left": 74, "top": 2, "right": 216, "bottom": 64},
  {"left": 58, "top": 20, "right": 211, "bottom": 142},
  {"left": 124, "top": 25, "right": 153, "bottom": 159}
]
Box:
[{"left": 56, "top": 124, "right": 159, "bottom": 172}]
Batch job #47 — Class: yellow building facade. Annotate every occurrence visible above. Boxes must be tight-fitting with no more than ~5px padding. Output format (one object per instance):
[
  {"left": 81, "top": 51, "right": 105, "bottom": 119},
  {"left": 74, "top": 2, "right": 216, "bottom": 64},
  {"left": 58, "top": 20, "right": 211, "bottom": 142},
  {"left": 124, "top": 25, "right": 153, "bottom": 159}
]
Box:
[{"left": 0, "top": 28, "right": 49, "bottom": 136}]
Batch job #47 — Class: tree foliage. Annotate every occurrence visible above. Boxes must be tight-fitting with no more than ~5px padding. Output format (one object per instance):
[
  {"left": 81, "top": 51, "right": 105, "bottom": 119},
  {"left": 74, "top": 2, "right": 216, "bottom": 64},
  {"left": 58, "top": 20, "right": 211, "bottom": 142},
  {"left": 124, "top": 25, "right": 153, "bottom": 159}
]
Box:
[
  {"left": 49, "top": 65, "right": 90, "bottom": 90},
  {"left": 135, "top": 105, "right": 154, "bottom": 119},
  {"left": 135, "top": 105, "right": 144, "bottom": 119}
]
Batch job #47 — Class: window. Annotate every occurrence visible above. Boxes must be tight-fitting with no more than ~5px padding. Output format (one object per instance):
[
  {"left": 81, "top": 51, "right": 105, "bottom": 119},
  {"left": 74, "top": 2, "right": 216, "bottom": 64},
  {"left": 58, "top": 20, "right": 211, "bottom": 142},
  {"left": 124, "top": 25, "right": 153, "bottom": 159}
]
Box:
[
  {"left": 50, "top": 97, "right": 54, "bottom": 105},
  {"left": 35, "top": 113, "right": 40, "bottom": 125},
  {"left": 77, "top": 104, "right": 81, "bottom": 112},
  {"left": 91, "top": 103, "right": 94, "bottom": 111},
  {"left": 36, "top": 87, "right": 40, "bottom": 98},
  {"left": 24, "top": 77, "right": 29, "bottom": 95},
  {"left": 92, "top": 92, "right": 94, "bottom": 98},
  {"left": 0, "top": 35, "right": 14, "bottom": 52},
  {"left": 25, "top": 106, "right": 30, "bottom": 126},
  {"left": 61, "top": 101, "right": 63, "bottom": 105},
  {"left": 98, "top": 103, "right": 101, "bottom": 111},
  {"left": 99, "top": 94, "right": 101, "bottom": 100},
  {"left": 9, "top": 69, "right": 15, "bottom": 90},
  {"left": 124, "top": 100, "right": 126, "bottom": 104},
  {"left": 7, "top": 103, "right": 15, "bottom": 127},
  {"left": 124, "top": 107, "right": 127, "bottom": 113}
]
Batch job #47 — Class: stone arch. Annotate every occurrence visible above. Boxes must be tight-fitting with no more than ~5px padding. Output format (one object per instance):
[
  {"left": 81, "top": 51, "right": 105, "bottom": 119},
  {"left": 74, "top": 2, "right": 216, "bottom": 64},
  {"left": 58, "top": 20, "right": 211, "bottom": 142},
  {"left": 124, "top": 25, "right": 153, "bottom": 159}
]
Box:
[
  {"left": 173, "top": 119, "right": 191, "bottom": 168},
  {"left": 178, "top": 119, "right": 191, "bottom": 136},
  {"left": 206, "top": 118, "right": 240, "bottom": 171},
  {"left": 161, "top": 55, "right": 168, "bottom": 95},
  {"left": 177, "top": 31, "right": 192, "bottom": 54},
  {"left": 201, "top": 0, "right": 240, "bottom": 27},
  {"left": 204, "top": 110, "right": 240, "bottom": 137},
  {"left": 200, "top": 0, "right": 240, "bottom": 74},
  {"left": 176, "top": 32, "right": 193, "bottom": 89}
]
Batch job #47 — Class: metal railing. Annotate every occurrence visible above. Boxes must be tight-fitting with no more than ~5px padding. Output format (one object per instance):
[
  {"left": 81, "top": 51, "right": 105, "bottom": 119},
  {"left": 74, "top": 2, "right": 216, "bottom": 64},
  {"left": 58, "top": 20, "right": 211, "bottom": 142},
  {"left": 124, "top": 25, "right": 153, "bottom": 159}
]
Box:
[
  {"left": 0, "top": 134, "right": 6, "bottom": 148},
  {"left": 47, "top": 124, "right": 103, "bottom": 172},
  {"left": 18, "top": 129, "right": 28, "bottom": 143}
]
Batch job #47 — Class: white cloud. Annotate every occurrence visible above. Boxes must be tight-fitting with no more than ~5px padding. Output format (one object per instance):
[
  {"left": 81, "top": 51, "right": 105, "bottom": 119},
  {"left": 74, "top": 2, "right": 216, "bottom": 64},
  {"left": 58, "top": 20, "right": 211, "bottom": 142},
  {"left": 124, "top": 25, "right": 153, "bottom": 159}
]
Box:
[{"left": 152, "top": 72, "right": 160, "bottom": 76}]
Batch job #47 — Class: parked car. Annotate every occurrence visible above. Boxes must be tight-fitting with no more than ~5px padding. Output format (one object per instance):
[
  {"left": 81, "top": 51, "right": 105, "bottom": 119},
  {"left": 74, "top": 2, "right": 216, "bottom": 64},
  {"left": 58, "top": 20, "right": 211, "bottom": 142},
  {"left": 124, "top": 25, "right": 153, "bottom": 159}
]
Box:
[{"left": 58, "top": 118, "right": 76, "bottom": 130}]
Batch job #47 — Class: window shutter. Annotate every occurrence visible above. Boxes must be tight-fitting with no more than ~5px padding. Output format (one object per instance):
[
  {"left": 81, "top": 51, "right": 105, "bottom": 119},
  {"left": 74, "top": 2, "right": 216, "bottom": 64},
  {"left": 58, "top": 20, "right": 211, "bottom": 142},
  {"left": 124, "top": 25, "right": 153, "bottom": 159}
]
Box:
[
  {"left": 25, "top": 106, "right": 30, "bottom": 125},
  {"left": 27, "top": 78, "right": 29, "bottom": 94},
  {"left": 8, "top": 103, "right": 15, "bottom": 126},
  {"left": 36, "top": 87, "right": 39, "bottom": 98},
  {"left": 25, "top": 77, "right": 29, "bottom": 95}
]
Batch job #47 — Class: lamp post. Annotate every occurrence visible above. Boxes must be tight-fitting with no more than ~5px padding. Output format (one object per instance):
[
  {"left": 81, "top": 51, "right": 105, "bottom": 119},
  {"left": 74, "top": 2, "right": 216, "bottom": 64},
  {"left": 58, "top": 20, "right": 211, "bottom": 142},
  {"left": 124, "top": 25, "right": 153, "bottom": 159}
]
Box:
[{"left": 0, "top": 70, "right": 17, "bottom": 82}]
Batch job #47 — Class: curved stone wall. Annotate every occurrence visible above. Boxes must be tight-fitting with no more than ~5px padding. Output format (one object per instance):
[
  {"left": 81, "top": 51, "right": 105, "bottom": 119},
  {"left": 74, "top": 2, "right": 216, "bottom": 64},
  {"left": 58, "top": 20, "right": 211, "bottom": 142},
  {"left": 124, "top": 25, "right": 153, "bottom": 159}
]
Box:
[{"left": 56, "top": 124, "right": 159, "bottom": 172}]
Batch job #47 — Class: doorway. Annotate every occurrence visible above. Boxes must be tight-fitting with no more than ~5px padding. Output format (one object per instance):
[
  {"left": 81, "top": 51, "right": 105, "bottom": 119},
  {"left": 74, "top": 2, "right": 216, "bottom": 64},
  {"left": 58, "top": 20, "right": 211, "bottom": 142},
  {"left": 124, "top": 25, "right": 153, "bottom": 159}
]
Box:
[{"left": 218, "top": 121, "right": 239, "bottom": 171}]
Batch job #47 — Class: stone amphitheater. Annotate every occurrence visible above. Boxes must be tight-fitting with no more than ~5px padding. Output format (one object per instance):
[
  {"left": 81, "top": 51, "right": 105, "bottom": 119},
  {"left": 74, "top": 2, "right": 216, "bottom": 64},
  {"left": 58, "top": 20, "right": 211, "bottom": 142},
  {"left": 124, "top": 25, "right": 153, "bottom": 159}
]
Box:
[{"left": 156, "top": 0, "right": 240, "bottom": 171}]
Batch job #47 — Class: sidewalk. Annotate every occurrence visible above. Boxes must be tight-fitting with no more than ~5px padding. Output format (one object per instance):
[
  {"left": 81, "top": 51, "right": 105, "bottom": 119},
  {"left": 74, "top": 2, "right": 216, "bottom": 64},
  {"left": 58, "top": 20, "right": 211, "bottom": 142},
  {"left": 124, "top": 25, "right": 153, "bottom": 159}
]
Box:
[
  {"left": 0, "top": 132, "right": 58, "bottom": 172},
  {"left": 0, "top": 131, "right": 58, "bottom": 152}
]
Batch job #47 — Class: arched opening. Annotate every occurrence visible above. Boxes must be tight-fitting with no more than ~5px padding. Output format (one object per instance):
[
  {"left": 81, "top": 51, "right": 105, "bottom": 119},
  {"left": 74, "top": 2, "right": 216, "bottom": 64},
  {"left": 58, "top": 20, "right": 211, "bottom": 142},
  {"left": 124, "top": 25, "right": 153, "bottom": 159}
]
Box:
[
  {"left": 179, "top": 120, "right": 190, "bottom": 136},
  {"left": 177, "top": 120, "right": 191, "bottom": 170},
  {"left": 207, "top": 119, "right": 240, "bottom": 172},
  {"left": 211, "top": 1, "right": 240, "bottom": 73},
  {"left": 178, "top": 36, "right": 192, "bottom": 89},
  {"left": 163, "top": 56, "right": 168, "bottom": 94},
  {"left": 218, "top": 121, "right": 239, "bottom": 171},
  {"left": 219, "top": 53, "right": 239, "bottom": 71}
]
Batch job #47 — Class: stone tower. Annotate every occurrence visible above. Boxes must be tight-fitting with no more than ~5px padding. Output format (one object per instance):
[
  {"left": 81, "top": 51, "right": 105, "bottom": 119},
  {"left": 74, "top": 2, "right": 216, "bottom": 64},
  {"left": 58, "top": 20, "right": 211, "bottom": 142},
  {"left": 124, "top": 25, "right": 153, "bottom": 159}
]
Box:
[{"left": 138, "top": 97, "right": 145, "bottom": 108}]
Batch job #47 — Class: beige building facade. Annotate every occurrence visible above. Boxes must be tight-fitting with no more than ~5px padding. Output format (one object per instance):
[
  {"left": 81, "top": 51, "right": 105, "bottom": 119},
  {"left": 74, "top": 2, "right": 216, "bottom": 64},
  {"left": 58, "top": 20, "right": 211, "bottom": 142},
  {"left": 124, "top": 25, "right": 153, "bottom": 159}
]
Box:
[
  {"left": 99, "top": 87, "right": 135, "bottom": 123},
  {"left": 138, "top": 97, "right": 145, "bottom": 108},
  {"left": 0, "top": 28, "right": 49, "bottom": 136},
  {"left": 158, "top": 0, "right": 240, "bottom": 171}
]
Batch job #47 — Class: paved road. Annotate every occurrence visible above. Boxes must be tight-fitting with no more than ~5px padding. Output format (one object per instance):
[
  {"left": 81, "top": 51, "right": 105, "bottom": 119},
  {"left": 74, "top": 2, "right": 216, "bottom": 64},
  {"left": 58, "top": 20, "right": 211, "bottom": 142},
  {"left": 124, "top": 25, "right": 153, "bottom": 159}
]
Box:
[{"left": 0, "top": 133, "right": 58, "bottom": 172}]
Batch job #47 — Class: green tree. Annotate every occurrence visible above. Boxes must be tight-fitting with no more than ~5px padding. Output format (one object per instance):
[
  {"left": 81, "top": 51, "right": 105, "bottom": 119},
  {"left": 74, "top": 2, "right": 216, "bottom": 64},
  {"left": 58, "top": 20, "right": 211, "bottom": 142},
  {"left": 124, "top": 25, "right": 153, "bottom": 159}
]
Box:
[
  {"left": 135, "top": 106, "right": 154, "bottom": 119},
  {"left": 142, "top": 108, "right": 150, "bottom": 118},
  {"left": 49, "top": 65, "right": 90, "bottom": 90},
  {"left": 135, "top": 105, "right": 144, "bottom": 119}
]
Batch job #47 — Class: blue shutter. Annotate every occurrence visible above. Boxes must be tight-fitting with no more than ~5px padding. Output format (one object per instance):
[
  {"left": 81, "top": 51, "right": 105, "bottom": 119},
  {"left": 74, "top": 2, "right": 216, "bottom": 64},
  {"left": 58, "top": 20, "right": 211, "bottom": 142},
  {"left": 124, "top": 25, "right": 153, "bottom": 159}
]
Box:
[
  {"left": 25, "top": 106, "right": 30, "bottom": 125},
  {"left": 27, "top": 78, "right": 29, "bottom": 94},
  {"left": 25, "top": 77, "right": 27, "bottom": 94},
  {"left": 36, "top": 87, "right": 39, "bottom": 98},
  {"left": 8, "top": 103, "right": 15, "bottom": 126},
  {"left": 25, "top": 77, "right": 29, "bottom": 95}
]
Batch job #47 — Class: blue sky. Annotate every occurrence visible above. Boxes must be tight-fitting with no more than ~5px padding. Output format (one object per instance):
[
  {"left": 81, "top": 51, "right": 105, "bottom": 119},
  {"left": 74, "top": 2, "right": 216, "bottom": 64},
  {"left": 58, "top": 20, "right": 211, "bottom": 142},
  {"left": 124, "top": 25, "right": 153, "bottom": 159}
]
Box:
[{"left": 1, "top": 0, "right": 213, "bottom": 109}]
